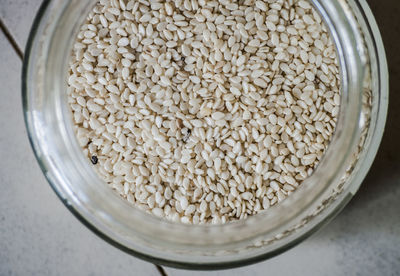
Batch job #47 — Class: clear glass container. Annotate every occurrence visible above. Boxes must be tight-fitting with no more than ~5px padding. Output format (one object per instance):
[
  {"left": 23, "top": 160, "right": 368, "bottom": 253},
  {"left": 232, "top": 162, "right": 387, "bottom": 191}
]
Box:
[{"left": 22, "top": 0, "right": 388, "bottom": 269}]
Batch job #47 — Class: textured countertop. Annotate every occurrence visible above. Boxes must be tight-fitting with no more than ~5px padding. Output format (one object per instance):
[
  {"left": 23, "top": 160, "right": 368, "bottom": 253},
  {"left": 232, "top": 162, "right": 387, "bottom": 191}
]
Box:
[{"left": 0, "top": 1, "right": 399, "bottom": 275}]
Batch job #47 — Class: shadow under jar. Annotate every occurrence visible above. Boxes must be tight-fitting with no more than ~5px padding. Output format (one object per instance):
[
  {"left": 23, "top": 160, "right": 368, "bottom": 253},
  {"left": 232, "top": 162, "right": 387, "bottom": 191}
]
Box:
[{"left": 22, "top": 0, "right": 388, "bottom": 269}]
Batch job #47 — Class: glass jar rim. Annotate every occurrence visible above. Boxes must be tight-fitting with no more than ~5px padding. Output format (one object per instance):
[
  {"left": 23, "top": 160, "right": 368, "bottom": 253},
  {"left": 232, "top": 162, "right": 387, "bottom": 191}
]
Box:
[{"left": 22, "top": 0, "right": 388, "bottom": 268}]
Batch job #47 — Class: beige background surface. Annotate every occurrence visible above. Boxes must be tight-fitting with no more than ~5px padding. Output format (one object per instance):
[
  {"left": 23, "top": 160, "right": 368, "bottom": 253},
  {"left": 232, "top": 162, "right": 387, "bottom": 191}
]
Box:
[{"left": 0, "top": 1, "right": 399, "bottom": 275}]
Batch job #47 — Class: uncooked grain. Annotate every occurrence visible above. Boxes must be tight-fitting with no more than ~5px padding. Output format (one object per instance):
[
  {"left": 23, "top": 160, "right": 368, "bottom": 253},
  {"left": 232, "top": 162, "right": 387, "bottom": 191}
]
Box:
[{"left": 68, "top": 0, "right": 341, "bottom": 224}]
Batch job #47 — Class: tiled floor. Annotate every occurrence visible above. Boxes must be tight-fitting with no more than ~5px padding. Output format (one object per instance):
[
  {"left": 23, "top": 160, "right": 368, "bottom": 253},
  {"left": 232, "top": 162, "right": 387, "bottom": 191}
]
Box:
[{"left": 0, "top": 1, "right": 399, "bottom": 275}]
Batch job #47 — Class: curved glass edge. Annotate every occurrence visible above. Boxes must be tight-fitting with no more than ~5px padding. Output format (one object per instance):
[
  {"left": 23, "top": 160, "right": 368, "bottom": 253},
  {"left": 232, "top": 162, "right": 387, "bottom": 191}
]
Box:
[
  {"left": 21, "top": 0, "right": 389, "bottom": 269},
  {"left": 343, "top": 0, "right": 388, "bottom": 196}
]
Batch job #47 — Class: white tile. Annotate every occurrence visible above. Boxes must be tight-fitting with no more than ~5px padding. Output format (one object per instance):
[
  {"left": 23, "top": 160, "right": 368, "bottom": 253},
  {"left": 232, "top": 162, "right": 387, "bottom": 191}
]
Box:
[
  {"left": 0, "top": 32, "right": 160, "bottom": 276},
  {"left": 0, "top": 0, "right": 43, "bottom": 50}
]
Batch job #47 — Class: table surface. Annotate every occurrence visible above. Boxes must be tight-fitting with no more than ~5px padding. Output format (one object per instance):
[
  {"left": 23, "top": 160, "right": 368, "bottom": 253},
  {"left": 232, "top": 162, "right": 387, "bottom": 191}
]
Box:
[{"left": 0, "top": 1, "right": 399, "bottom": 275}]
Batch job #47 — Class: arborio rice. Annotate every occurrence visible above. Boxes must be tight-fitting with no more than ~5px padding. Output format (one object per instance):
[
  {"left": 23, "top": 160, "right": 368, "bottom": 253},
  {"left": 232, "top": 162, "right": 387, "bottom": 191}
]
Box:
[{"left": 67, "top": 0, "right": 340, "bottom": 224}]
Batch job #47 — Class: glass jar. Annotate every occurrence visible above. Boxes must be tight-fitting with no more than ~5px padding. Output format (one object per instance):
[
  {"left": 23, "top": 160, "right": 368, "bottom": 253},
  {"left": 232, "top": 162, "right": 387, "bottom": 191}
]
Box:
[{"left": 22, "top": 0, "right": 388, "bottom": 269}]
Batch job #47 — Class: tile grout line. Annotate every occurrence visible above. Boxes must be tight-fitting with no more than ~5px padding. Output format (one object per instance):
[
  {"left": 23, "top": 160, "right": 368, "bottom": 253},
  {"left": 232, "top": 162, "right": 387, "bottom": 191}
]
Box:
[
  {"left": 156, "top": 265, "right": 169, "bottom": 276},
  {"left": 0, "top": 17, "right": 23, "bottom": 60}
]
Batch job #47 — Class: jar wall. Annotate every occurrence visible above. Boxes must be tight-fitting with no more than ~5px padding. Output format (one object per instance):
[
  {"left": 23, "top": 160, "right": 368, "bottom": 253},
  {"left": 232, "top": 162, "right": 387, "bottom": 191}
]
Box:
[{"left": 23, "top": 0, "right": 388, "bottom": 268}]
